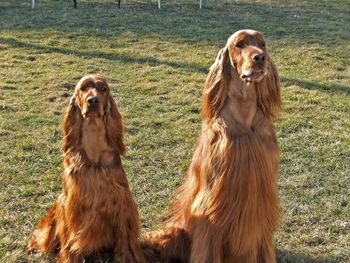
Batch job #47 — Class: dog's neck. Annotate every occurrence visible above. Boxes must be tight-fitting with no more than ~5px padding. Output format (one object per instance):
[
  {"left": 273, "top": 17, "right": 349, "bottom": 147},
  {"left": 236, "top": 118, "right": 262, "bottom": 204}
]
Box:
[
  {"left": 81, "top": 117, "right": 110, "bottom": 164},
  {"left": 222, "top": 68, "right": 257, "bottom": 130}
]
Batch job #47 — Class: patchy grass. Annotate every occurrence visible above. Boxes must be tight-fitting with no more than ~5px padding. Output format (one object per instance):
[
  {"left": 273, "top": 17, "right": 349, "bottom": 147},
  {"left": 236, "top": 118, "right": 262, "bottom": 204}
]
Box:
[{"left": 0, "top": 0, "right": 349, "bottom": 262}]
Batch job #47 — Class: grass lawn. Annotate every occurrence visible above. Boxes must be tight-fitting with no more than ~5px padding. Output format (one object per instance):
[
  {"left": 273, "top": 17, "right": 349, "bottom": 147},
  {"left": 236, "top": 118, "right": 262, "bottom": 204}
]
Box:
[{"left": 0, "top": 0, "right": 349, "bottom": 262}]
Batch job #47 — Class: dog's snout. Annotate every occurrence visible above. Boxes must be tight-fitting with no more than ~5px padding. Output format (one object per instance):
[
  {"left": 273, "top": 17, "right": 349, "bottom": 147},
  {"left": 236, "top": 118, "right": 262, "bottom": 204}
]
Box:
[
  {"left": 87, "top": 96, "right": 99, "bottom": 105},
  {"left": 252, "top": 53, "right": 266, "bottom": 62}
]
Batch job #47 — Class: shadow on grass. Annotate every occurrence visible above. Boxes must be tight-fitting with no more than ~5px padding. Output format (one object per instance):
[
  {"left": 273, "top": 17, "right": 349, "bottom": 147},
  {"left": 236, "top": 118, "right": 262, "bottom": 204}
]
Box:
[
  {"left": 0, "top": 37, "right": 208, "bottom": 73},
  {"left": 22, "top": 250, "right": 341, "bottom": 263},
  {"left": 3, "top": 37, "right": 349, "bottom": 97},
  {"left": 75, "top": 249, "right": 341, "bottom": 263},
  {"left": 282, "top": 77, "right": 349, "bottom": 96},
  {"left": 2, "top": 36, "right": 349, "bottom": 97},
  {"left": 277, "top": 250, "right": 338, "bottom": 263}
]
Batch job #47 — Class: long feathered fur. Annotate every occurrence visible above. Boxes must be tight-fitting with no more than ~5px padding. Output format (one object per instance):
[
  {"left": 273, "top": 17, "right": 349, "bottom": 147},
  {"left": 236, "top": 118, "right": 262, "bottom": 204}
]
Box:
[
  {"left": 28, "top": 75, "right": 143, "bottom": 263},
  {"left": 144, "top": 30, "right": 281, "bottom": 263}
]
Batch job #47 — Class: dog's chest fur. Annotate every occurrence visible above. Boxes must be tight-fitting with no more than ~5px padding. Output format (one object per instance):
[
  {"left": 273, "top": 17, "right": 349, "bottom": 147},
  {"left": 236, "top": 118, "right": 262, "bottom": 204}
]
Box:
[
  {"left": 81, "top": 117, "right": 112, "bottom": 164},
  {"left": 62, "top": 117, "right": 128, "bottom": 248}
]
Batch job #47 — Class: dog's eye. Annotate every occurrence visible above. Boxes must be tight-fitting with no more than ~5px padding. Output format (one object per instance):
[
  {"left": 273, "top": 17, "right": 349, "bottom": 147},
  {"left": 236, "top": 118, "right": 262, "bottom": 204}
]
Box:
[
  {"left": 100, "top": 86, "right": 106, "bottom": 92},
  {"left": 236, "top": 42, "right": 244, "bottom": 48},
  {"left": 80, "top": 86, "right": 87, "bottom": 91}
]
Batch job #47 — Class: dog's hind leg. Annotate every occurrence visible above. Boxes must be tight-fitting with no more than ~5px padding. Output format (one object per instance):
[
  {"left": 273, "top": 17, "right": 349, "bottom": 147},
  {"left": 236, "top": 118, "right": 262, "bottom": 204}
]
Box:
[{"left": 27, "top": 204, "right": 59, "bottom": 254}]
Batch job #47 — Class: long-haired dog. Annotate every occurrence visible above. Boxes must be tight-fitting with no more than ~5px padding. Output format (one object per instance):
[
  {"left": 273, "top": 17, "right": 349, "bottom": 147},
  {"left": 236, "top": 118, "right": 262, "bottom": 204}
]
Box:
[
  {"left": 145, "top": 29, "right": 282, "bottom": 263},
  {"left": 28, "top": 75, "right": 144, "bottom": 263}
]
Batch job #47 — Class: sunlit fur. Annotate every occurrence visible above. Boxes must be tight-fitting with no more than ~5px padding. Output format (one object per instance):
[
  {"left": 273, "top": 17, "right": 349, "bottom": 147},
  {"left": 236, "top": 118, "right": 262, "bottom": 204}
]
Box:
[
  {"left": 144, "top": 30, "right": 282, "bottom": 263},
  {"left": 27, "top": 75, "right": 144, "bottom": 263}
]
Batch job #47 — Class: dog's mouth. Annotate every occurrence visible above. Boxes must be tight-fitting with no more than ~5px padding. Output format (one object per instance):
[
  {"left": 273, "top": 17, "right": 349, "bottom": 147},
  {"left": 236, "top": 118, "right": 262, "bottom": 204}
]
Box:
[
  {"left": 84, "top": 107, "right": 101, "bottom": 118},
  {"left": 241, "top": 70, "right": 265, "bottom": 83}
]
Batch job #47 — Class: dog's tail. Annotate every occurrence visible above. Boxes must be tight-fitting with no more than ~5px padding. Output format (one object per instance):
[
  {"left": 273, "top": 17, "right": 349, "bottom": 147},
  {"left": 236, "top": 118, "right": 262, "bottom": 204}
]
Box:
[
  {"left": 142, "top": 226, "right": 191, "bottom": 263},
  {"left": 27, "top": 204, "right": 59, "bottom": 254}
]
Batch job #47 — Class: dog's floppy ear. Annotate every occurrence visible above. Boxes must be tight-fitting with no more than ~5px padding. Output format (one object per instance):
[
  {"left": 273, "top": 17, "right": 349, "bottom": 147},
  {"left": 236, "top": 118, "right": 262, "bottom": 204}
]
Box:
[
  {"left": 256, "top": 57, "right": 282, "bottom": 119},
  {"left": 105, "top": 94, "right": 126, "bottom": 155},
  {"left": 202, "top": 47, "right": 230, "bottom": 121},
  {"left": 62, "top": 94, "right": 83, "bottom": 153}
]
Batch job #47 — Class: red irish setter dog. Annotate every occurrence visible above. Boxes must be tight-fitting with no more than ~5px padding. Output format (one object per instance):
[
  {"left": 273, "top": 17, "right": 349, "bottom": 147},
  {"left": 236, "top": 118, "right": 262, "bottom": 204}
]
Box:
[
  {"left": 28, "top": 75, "right": 144, "bottom": 263},
  {"left": 145, "top": 29, "right": 282, "bottom": 263}
]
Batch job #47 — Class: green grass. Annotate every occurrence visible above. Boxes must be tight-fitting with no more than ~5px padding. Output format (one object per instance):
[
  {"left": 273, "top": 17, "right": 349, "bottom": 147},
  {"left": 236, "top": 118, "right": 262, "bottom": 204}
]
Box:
[{"left": 0, "top": 0, "right": 349, "bottom": 262}]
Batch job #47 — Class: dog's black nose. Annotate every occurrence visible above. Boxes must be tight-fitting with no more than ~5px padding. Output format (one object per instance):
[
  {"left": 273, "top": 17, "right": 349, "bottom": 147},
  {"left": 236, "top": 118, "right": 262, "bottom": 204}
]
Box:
[
  {"left": 87, "top": 96, "right": 99, "bottom": 105},
  {"left": 252, "top": 53, "right": 266, "bottom": 62}
]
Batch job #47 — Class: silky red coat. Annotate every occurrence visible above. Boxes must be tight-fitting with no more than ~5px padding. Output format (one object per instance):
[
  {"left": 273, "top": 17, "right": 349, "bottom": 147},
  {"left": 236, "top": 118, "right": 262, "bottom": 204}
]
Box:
[
  {"left": 145, "top": 30, "right": 282, "bottom": 263},
  {"left": 28, "top": 75, "right": 144, "bottom": 263}
]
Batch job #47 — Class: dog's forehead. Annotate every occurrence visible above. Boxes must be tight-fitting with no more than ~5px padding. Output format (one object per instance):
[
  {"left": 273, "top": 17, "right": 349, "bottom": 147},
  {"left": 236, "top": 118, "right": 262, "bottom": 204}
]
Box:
[
  {"left": 226, "top": 30, "right": 264, "bottom": 46},
  {"left": 76, "top": 75, "right": 107, "bottom": 89}
]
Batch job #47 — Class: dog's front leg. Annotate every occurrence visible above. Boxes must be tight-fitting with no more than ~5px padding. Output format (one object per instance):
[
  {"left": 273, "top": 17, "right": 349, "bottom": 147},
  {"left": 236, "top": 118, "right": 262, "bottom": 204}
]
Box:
[
  {"left": 113, "top": 195, "right": 144, "bottom": 263},
  {"left": 57, "top": 249, "right": 84, "bottom": 263},
  {"left": 258, "top": 233, "right": 276, "bottom": 263},
  {"left": 190, "top": 216, "right": 223, "bottom": 263}
]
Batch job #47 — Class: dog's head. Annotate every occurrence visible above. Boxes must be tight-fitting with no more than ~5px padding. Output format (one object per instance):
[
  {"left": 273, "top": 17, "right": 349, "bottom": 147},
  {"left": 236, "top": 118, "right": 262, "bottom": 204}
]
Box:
[
  {"left": 74, "top": 75, "right": 111, "bottom": 118},
  {"left": 226, "top": 29, "right": 268, "bottom": 83},
  {"left": 203, "top": 30, "right": 281, "bottom": 120},
  {"left": 63, "top": 75, "right": 125, "bottom": 155}
]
